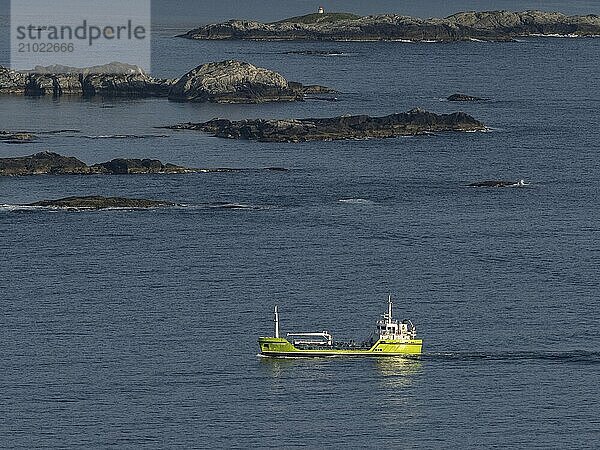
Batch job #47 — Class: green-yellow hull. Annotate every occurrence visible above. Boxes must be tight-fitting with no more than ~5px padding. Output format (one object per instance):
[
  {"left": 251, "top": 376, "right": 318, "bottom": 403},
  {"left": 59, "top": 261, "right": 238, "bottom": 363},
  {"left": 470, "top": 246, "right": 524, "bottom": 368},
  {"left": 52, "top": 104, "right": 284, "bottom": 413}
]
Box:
[{"left": 258, "top": 337, "right": 422, "bottom": 357}]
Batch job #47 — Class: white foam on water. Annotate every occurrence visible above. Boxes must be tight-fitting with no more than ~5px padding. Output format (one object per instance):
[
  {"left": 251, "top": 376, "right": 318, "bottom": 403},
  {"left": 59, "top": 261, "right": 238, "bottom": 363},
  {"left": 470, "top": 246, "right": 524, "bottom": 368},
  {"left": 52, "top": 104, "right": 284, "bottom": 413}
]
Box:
[
  {"left": 526, "top": 33, "right": 599, "bottom": 39},
  {"left": 338, "top": 198, "right": 376, "bottom": 205},
  {"left": 0, "top": 204, "right": 41, "bottom": 212},
  {"left": 0, "top": 204, "right": 169, "bottom": 213},
  {"left": 207, "top": 202, "right": 270, "bottom": 210},
  {"left": 83, "top": 134, "right": 169, "bottom": 139}
]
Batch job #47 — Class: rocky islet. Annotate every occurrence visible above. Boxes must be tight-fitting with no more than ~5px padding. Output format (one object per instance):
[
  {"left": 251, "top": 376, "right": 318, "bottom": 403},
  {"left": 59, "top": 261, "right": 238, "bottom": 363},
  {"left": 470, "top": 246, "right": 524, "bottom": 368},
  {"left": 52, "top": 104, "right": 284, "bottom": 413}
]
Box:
[
  {"left": 180, "top": 10, "right": 600, "bottom": 42},
  {"left": 167, "top": 108, "right": 486, "bottom": 143},
  {"left": 0, "top": 152, "right": 195, "bottom": 176},
  {"left": 0, "top": 60, "right": 333, "bottom": 102},
  {"left": 26, "top": 196, "right": 175, "bottom": 209}
]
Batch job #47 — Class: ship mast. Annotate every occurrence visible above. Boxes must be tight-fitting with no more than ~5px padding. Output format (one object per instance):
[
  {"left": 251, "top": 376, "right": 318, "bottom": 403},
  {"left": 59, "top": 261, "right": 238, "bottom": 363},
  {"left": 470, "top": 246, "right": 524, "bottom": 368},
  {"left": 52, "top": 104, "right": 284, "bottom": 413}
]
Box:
[
  {"left": 274, "top": 305, "right": 280, "bottom": 338},
  {"left": 387, "top": 294, "right": 393, "bottom": 325}
]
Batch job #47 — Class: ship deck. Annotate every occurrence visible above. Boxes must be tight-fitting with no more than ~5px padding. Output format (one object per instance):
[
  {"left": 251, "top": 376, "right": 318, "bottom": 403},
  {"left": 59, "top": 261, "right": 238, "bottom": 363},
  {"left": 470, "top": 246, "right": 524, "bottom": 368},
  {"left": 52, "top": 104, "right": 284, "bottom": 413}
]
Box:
[{"left": 293, "top": 341, "right": 374, "bottom": 351}]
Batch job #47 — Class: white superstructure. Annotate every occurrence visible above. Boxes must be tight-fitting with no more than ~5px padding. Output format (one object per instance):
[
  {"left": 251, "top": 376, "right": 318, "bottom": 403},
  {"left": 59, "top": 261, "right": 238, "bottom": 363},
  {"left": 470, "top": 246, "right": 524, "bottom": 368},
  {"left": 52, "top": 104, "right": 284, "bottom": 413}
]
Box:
[{"left": 374, "top": 295, "right": 417, "bottom": 341}]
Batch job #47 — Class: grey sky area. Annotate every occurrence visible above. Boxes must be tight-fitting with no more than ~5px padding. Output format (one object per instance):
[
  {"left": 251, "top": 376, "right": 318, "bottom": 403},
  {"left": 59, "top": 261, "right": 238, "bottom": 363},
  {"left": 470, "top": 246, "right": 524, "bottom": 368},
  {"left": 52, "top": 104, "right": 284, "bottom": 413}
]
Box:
[
  {"left": 149, "top": 0, "right": 600, "bottom": 27},
  {"left": 1, "top": 1, "right": 599, "bottom": 28}
]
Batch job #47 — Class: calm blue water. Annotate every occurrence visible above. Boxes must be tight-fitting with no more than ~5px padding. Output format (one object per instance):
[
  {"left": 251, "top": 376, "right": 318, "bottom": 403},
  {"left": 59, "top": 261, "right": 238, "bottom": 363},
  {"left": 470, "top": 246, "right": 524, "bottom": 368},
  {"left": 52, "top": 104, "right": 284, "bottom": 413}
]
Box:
[{"left": 2, "top": 17, "right": 600, "bottom": 449}]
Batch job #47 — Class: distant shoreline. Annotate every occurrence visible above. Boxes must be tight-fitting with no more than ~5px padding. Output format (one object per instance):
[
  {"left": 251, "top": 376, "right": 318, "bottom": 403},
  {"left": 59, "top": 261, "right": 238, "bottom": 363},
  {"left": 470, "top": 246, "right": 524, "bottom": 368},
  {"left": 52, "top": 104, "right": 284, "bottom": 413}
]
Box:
[{"left": 179, "top": 10, "right": 600, "bottom": 42}]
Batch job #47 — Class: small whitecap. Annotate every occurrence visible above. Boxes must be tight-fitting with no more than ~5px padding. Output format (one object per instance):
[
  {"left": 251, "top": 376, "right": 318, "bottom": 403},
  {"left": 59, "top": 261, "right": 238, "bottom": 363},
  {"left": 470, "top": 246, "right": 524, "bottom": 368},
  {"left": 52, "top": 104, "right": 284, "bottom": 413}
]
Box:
[{"left": 338, "top": 198, "right": 375, "bottom": 205}]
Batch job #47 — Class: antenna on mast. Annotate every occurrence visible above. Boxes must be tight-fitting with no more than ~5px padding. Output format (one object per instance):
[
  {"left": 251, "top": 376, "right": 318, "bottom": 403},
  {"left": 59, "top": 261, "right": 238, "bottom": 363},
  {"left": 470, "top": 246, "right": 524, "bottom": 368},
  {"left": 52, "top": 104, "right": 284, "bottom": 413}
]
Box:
[{"left": 274, "top": 305, "right": 280, "bottom": 338}]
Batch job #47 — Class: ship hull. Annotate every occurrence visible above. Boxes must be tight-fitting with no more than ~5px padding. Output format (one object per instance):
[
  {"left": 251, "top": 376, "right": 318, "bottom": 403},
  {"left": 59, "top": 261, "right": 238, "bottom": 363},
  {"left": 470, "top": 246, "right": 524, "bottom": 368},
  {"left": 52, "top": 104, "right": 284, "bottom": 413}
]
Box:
[{"left": 258, "top": 337, "right": 422, "bottom": 357}]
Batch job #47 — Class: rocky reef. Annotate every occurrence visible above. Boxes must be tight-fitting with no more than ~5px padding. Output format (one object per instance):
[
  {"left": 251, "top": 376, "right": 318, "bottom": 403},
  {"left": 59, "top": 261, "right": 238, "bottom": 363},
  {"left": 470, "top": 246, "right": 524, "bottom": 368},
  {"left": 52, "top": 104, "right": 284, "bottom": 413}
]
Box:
[
  {"left": 0, "top": 151, "right": 288, "bottom": 176},
  {"left": 180, "top": 10, "right": 600, "bottom": 42},
  {"left": 166, "top": 108, "right": 485, "bottom": 142},
  {"left": 27, "top": 196, "right": 174, "bottom": 209},
  {"left": 0, "top": 60, "right": 332, "bottom": 102},
  {"left": 0, "top": 152, "right": 89, "bottom": 175},
  {"left": 0, "top": 131, "right": 36, "bottom": 144},
  {"left": 0, "top": 152, "right": 195, "bottom": 176},
  {"left": 90, "top": 158, "right": 194, "bottom": 175},
  {"left": 447, "top": 93, "right": 488, "bottom": 102}
]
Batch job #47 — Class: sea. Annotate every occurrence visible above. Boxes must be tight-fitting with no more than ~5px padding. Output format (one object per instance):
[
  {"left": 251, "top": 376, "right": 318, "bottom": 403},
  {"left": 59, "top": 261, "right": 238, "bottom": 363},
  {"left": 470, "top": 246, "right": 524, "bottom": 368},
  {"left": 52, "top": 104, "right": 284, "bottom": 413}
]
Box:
[{"left": 1, "top": 2, "right": 600, "bottom": 448}]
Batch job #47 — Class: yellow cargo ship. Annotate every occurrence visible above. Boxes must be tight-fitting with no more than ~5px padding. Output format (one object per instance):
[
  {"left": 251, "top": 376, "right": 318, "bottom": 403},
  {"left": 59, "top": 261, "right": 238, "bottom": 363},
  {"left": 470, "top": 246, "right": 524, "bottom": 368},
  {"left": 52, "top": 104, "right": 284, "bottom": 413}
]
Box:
[{"left": 258, "top": 295, "right": 422, "bottom": 357}]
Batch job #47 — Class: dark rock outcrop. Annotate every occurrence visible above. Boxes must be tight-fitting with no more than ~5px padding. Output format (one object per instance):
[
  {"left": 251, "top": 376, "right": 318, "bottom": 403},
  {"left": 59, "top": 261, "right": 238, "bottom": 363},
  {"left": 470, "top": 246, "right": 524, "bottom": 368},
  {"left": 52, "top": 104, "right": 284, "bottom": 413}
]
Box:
[
  {"left": 0, "top": 152, "right": 90, "bottom": 175},
  {"left": 0, "top": 152, "right": 194, "bottom": 176},
  {"left": 22, "top": 72, "right": 174, "bottom": 97},
  {"left": 180, "top": 10, "right": 600, "bottom": 42},
  {"left": 168, "top": 60, "right": 333, "bottom": 103},
  {"left": 166, "top": 108, "right": 485, "bottom": 142},
  {"left": 447, "top": 93, "right": 488, "bottom": 102},
  {"left": 283, "top": 50, "right": 351, "bottom": 56},
  {"left": 89, "top": 158, "right": 192, "bottom": 174},
  {"left": 0, "top": 152, "right": 290, "bottom": 175},
  {"left": 288, "top": 81, "right": 336, "bottom": 96},
  {"left": 81, "top": 73, "right": 174, "bottom": 97},
  {"left": 25, "top": 73, "right": 83, "bottom": 96},
  {"left": 27, "top": 196, "right": 174, "bottom": 209},
  {"left": 0, "top": 131, "right": 36, "bottom": 144},
  {"left": 1, "top": 130, "right": 80, "bottom": 144}
]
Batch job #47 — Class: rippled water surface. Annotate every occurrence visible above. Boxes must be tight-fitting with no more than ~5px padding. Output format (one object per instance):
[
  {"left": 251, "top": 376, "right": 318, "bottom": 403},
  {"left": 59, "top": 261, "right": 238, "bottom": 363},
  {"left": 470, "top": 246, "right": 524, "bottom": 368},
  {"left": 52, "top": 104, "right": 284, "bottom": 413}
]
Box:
[{"left": 1, "top": 26, "right": 600, "bottom": 449}]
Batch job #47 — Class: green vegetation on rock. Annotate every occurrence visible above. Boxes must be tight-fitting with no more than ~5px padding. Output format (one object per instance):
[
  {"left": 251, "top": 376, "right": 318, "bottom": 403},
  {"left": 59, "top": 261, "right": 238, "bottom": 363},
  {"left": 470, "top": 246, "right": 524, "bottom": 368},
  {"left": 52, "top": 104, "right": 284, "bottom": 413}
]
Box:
[{"left": 272, "top": 12, "right": 361, "bottom": 25}]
